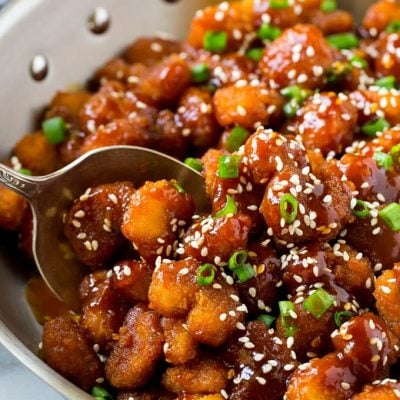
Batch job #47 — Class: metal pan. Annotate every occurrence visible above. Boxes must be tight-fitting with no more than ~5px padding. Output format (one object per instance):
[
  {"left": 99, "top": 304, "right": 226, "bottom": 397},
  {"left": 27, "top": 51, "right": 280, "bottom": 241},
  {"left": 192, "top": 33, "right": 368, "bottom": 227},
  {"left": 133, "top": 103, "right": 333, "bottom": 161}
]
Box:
[{"left": 0, "top": 0, "right": 377, "bottom": 399}]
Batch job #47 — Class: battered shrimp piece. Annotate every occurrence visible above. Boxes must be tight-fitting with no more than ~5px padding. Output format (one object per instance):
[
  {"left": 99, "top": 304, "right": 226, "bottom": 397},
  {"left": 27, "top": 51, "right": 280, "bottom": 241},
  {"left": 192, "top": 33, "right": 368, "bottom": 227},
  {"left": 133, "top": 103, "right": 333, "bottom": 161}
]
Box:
[
  {"left": 213, "top": 84, "right": 283, "bottom": 130},
  {"left": 148, "top": 258, "right": 200, "bottom": 317},
  {"left": 187, "top": 2, "right": 253, "bottom": 51},
  {"left": 0, "top": 186, "right": 28, "bottom": 230},
  {"left": 14, "top": 132, "right": 59, "bottom": 175},
  {"left": 178, "top": 87, "right": 220, "bottom": 150},
  {"left": 285, "top": 92, "right": 358, "bottom": 155},
  {"left": 374, "top": 32, "right": 400, "bottom": 78},
  {"left": 64, "top": 182, "right": 135, "bottom": 268},
  {"left": 42, "top": 316, "right": 103, "bottom": 391},
  {"left": 259, "top": 24, "right": 334, "bottom": 89},
  {"left": 123, "top": 37, "right": 182, "bottom": 66},
  {"left": 224, "top": 321, "right": 299, "bottom": 400},
  {"left": 161, "top": 317, "right": 198, "bottom": 365},
  {"left": 243, "top": 129, "right": 308, "bottom": 184},
  {"left": 121, "top": 180, "right": 195, "bottom": 263},
  {"left": 305, "top": 9, "right": 353, "bottom": 35},
  {"left": 187, "top": 276, "right": 244, "bottom": 347},
  {"left": 162, "top": 358, "right": 227, "bottom": 395},
  {"left": 351, "top": 381, "right": 400, "bottom": 400},
  {"left": 105, "top": 305, "right": 164, "bottom": 389},
  {"left": 374, "top": 264, "right": 400, "bottom": 338},
  {"left": 363, "top": 0, "right": 400, "bottom": 34}
]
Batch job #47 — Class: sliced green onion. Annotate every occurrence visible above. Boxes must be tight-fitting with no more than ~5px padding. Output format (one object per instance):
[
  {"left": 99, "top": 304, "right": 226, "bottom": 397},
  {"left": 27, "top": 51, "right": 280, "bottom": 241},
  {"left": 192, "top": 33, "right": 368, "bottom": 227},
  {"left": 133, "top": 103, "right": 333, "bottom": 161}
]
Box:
[
  {"left": 172, "top": 181, "right": 186, "bottom": 194},
  {"left": 17, "top": 168, "right": 33, "bottom": 176},
  {"left": 245, "top": 48, "right": 264, "bottom": 62},
  {"left": 225, "top": 126, "right": 250, "bottom": 152},
  {"left": 374, "top": 75, "right": 397, "bottom": 89},
  {"left": 321, "top": 0, "right": 337, "bottom": 12},
  {"left": 229, "top": 250, "right": 248, "bottom": 271},
  {"left": 374, "top": 151, "right": 393, "bottom": 170},
  {"left": 91, "top": 386, "right": 114, "bottom": 400},
  {"left": 192, "top": 63, "right": 210, "bottom": 83},
  {"left": 215, "top": 195, "right": 237, "bottom": 218},
  {"left": 280, "top": 85, "right": 310, "bottom": 102},
  {"left": 379, "top": 203, "right": 400, "bottom": 231},
  {"left": 258, "top": 23, "right": 282, "bottom": 41},
  {"left": 42, "top": 117, "right": 67, "bottom": 144},
  {"left": 350, "top": 56, "right": 368, "bottom": 69},
  {"left": 270, "top": 0, "right": 289, "bottom": 8},
  {"left": 327, "top": 33, "right": 359, "bottom": 50},
  {"left": 204, "top": 31, "right": 228, "bottom": 53},
  {"left": 326, "top": 61, "right": 352, "bottom": 84},
  {"left": 386, "top": 21, "right": 400, "bottom": 33},
  {"left": 280, "top": 193, "right": 299, "bottom": 224},
  {"left": 235, "top": 263, "right": 256, "bottom": 283},
  {"left": 334, "top": 311, "right": 353, "bottom": 328},
  {"left": 197, "top": 263, "right": 215, "bottom": 286},
  {"left": 218, "top": 154, "right": 240, "bottom": 179},
  {"left": 303, "top": 288, "right": 335, "bottom": 319},
  {"left": 279, "top": 301, "right": 298, "bottom": 337},
  {"left": 353, "top": 199, "right": 370, "bottom": 219},
  {"left": 362, "top": 118, "right": 390, "bottom": 137},
  {"left": 283, "top": 100, "right": 300, "bottom": 118},
  {"left": 390, "top": 144, "right": 400, "bottom": 165},
  {"left": 184, "top": 157, "right": 203, "bottom": 172},
  {"left": 257, "top": 314, "right": 276, "bottom": 327}
]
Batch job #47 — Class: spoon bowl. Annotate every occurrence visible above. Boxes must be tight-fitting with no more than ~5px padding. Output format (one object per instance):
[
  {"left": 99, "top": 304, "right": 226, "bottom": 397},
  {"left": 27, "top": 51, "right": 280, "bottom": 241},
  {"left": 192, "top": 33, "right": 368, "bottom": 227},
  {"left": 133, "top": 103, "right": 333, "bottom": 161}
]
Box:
[{"left": 0, "top": 146, "right": 209, "bottom": 311}]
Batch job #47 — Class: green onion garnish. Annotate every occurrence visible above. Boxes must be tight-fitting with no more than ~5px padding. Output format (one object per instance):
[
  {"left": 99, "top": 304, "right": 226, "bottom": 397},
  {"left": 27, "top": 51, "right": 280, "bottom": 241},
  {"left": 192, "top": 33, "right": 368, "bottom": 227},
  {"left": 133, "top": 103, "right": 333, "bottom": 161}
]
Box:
[
  {"left": 257, "top": 314, "right": 276, "bottom": 327},
  {"left": 279, "top": 301, "right": 298, "bottom": 337},
  {"left": 225, "top": 126, "right": 250, "bottom": 152},
  {"left": 197, "top": 263, "right": 215, "bottom": 286},
  {"left": 379, "top": 203, "right": 400, "bottom": 232},
  {"left": 258, "top": 23, "right": 282, "bottom": 41},
  {"left": 334, "top": 311, "right": 353, "bottom": 328},
  {"left": 386, "top": 21, "right": 400, "bottom": 33},
  {"left": 280, "top": 193, "right": 299, "bottom": 224},
  {"left": 17, "top": 168, "right": 33, "bottom": 176},
  {"left": 283, "top": 100, "right": 300, "bottom": 118},
  {"left": 327, "top": 33, "right": 359, "bottom": 50},
  {"left": 172, "top": 182, "right": 186, "bottom": 194},
  {"left": 353, "top": 199, "right": 370, "bottom": 218},
  {"left": 184, "top": 157, "right": 203, "bottom": 172},
  {"left": 321, "top": 0, "right": 337, "bottom": 12},
  {"left": 192, "top": 63, "right": 210, "bottom": 83},
  {"left": 270, "top": 0, "right": 289, "bottom": 8},
  {"left": 350, "top": 56, "right": 368, "bottom": 69},
  {"left": 374, "top": 75, "right": 397, "bottom": 89},
  {"left": 281, "top": 86, "right": 310, "bottom": 118},
  {"left": 390, "top": 144, "right": 400, "bottom": 165},
  {"left": 215, "top": 195, "right": 237, "bottom": 218},
  {"left": 228, "top": 250, "right": 248, "bottom": 271},
  {"left": 361, "top": 117, "right": 390, "bottom": 137},
  {"left": 374, "top": 151, "right": 393, "bottom": 170},
  {"left": 303, "top": 288, "right": 335, "bottom": 319},
  {"left": 204, "top": 31, "right": 228, "bottom": 53},
  {"left": 218, "top": 154, "right": 240, "bottom": 179},
  {"left": 326, "top": 61, "right": 352, "bottom": 84},
  {"left": 42, "top": 117, "right": 67, "bottom": 144},
  {"left": 235, "top": 263, "right": 256, "bottom": 283},
  {"left": 245, "top": 48, "right": 264, "bottom": 62},
  {"left": 91, "top": 386, "right": 114, "bottom": 400}
]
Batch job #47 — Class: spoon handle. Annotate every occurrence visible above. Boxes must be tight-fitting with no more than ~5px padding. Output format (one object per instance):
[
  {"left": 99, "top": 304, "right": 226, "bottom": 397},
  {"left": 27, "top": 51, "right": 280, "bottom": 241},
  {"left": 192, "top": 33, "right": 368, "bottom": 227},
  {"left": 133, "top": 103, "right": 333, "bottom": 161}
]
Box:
[{"left": 0, "top": 164, "right": 39, "bottom": 200}]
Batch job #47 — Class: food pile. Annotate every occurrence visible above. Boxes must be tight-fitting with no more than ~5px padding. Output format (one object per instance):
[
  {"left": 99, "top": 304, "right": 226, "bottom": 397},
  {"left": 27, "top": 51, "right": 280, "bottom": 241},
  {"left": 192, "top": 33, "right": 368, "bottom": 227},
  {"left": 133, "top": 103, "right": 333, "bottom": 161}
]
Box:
[{"left": 1, "top": 0, "right": 400, "bottom": 399}]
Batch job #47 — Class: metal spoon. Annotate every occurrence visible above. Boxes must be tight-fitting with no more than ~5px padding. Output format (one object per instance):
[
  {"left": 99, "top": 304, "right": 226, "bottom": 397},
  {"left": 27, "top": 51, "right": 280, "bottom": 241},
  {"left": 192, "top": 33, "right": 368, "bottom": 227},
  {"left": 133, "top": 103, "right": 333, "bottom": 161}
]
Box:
[{"left": 0, "top": 146, "right": 209, "bottom": 312}]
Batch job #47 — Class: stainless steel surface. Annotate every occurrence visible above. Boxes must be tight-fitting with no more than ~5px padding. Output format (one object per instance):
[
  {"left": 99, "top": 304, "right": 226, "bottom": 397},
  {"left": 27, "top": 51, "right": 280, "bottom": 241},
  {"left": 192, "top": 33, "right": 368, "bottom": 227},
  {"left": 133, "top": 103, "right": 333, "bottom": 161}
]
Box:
[
  {"left": 0, "top": 146, "right": 209, "bottom": 311},
  {"left": 0, "top": 0, "right": 378, "bottom": 399}
]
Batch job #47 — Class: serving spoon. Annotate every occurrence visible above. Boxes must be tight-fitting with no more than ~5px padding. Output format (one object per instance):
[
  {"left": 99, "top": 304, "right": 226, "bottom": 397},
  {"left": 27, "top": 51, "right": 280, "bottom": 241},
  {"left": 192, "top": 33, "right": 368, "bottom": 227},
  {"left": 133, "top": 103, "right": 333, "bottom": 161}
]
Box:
[{"left": 0, "top": 146, "right": 209, "bottom": 312}]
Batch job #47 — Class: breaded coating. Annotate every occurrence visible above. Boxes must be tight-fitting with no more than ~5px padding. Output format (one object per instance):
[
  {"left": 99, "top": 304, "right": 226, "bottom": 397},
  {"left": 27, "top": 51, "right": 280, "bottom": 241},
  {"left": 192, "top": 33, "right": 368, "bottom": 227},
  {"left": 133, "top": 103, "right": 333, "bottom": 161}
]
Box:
[
  {"left": 148, "top": 258, "right": 200, "bottom": 317},
  {"left": 363, "top": 0, "right": 400, "bottom": 33},
  {"left": 64, "top": 182, "right": 135, "bottom": 268},
  {"left": 305, "top": 9, "right": 353, "bottom": 34},
  {"left": 105, "top": 305, "right": 164, "bottom": 389},
  {"left": 162, "top": 358, "right": 227, "bottom": 394},
  {"left": 375, "top": 32, "right": 400, "bottom": 79},
  {"left": 117, "top": 386, "right": 175, "bottom": 400},
  {"left": 177, "top": 395, "right": 224, "bottom": 400},
  {"left": 121, "top": 180, "right": 195, "bottom": 263},
  {"left": 161, "top": 317, "right": 198, "bottom": 364},
  {"left": 351, "top": 381, "right": 400, "bottom": 400},
  {"left": 0, "top": 186, "right": 28, "bottom": 230},
  {"left": 42, "top": 316, "right": 103, "bottom": 391}
]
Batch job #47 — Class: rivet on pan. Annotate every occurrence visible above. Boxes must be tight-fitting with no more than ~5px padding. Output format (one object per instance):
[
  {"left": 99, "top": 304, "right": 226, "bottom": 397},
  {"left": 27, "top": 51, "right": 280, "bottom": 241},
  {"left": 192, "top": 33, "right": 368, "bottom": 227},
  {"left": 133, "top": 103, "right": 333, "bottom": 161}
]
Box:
[
  {"left": 88, "top": 7, "right": 111, "bottom": 34},
  {"left": 30, "top": 55, "right": 48, "bottom": 81}
]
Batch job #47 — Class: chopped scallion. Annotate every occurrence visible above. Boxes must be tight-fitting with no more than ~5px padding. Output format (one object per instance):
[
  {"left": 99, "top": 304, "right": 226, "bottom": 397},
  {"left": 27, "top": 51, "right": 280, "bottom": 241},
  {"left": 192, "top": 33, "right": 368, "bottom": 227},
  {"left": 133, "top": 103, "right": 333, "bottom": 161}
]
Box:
[
  {"left": 245, "top": 48, "right": 264, "bottom": 62},
  {"left": 218, "top": 154, "right": 240, "bottom": 179},
  {"left": 229, "top": 250, "right": 248, "bottom": 271},
  {"left": 379, "top": 203, "right": 400, "bottom": 231},
  {"left": 91, "top": 386, "right": 114, "bottom": 400},
  {"left": 225, "top": 125, "right": 250, "bottom": 152},
  {"left": 235, "top": 263, "right": 256, "bottom": 283},
  {"left": 257, "top": 314, "right": 276, "bottom": 327},
  {"left": 258, "top": 23, "right": 282, "bottom": 41},
  {"left": 362, "top": 118, "right": 390, "bottom": 137},
  {"left": 327, "top": 33, "right": 359, "bottom": 50},
  {"left": 279, "top": 300, "right": 298, "bottom": 337},
  {"left": 17, "top": 168, "right": 33, "bottom": 176},
  {"left": 197, "top": 263, "right": 215, "bottom": 286},
  {"left": 386, "top": 20, "right": 400, "bottom": 33},
  {"left": 184, "top": 157, "right": 203, "bottom": 172},
  {"left": 215, "top": 195, "right": 237, "bottom": 218},
  {"left": 42, "top": 117, "right": 66, "bottom": 144},
  {"left": 334, "top": 311, "right": 353, "bottom": 327},
  {"left": 270, "top": 0, "right": 289, "bottom": 8},
  {"left": 353, "top": 199, "right": 370, "bottom": 219},
  {"left": 192, "top": 63, "right": 210, "bottom": 83},
  {"left": 374, "top": 75, "right": 397, "bottom": 89},
  {"left": 204, "top": 31, "right": 228, "bottom": 53},
  {"left": 374, "top": 151, "right": 393, "bottom": 170},
  {"left": 350, "top": 55, "right": 368, "bottom": 69},
  {"left": 280, "top": 193, "right": 299, "bottom": 224},
  {"left": 172, "top": 181, "right": 186, "bottom": 194},
  {"left": 321, "top": 0, "right": 337, "bottom": 12},
  {"left": 303, "top": 288, "right": 335, "bottom": 319}
]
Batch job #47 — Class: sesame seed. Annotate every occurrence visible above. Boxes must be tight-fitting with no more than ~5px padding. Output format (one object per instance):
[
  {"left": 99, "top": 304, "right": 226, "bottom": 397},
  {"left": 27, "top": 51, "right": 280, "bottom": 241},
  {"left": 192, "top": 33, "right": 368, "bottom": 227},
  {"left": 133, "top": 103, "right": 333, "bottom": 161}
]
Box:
[
  {"left": 341, "top": 382, "right": 350, "bottom": 390},
  {"left": 108, "top": 193, "right": 118, "bottom": 204},
  {"left": 179, "top": 268, "right": 189, "bottom": 275},
  {"left": 219, "top": 313, "right": 227, "bottom": 321},
  {"left": 381, "top": 286, "right": 391, "bottom": 294}
]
